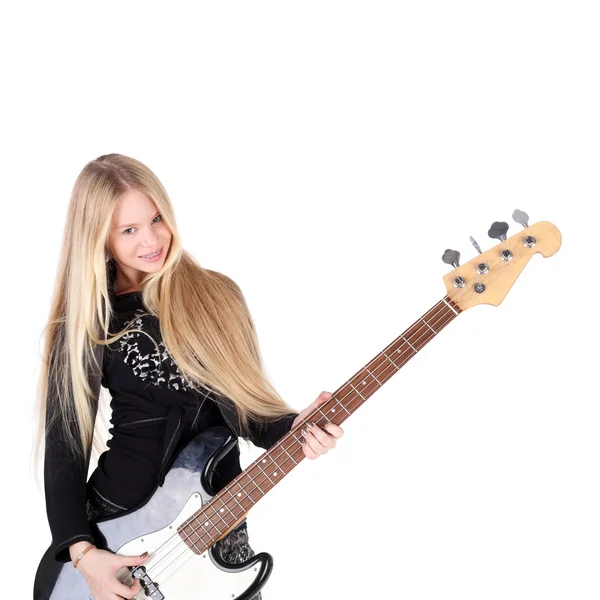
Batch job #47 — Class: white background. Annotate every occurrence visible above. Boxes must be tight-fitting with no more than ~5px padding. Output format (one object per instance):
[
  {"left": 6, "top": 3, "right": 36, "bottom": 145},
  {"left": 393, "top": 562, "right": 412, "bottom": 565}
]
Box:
[{"left": 1, "top": 1, "right": 598, "bottom": 598}]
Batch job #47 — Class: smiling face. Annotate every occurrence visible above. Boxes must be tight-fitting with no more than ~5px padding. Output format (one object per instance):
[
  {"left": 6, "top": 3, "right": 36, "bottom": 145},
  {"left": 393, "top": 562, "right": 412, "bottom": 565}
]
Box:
[{"left": 107, "top": 188, "right": 172, "bottom": 293}]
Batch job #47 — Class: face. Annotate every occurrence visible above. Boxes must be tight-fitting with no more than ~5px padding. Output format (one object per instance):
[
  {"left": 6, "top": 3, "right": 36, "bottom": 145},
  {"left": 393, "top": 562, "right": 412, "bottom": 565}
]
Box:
[{"left": 107, "top": 188, "right": 172, "bottom": 291}]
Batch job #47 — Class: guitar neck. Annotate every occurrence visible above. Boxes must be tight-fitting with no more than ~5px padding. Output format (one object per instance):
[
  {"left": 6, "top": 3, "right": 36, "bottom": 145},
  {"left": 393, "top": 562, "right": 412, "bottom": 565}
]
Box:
[{"left": 178, "top": 295, "right": 462, "bottom": 551}]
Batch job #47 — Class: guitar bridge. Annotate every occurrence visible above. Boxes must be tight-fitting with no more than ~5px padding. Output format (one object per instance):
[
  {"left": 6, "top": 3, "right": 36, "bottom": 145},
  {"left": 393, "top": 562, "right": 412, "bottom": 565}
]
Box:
[{"left": 131, "top": 565, "right": 165, "bottom": 599}]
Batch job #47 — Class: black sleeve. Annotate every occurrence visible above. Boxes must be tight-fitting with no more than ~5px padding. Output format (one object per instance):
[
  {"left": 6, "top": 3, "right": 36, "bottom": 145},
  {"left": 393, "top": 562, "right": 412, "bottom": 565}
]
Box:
[
  {"left": 211, "top": 392, "right": 298, "bottom": 450},
  {"left": 245, "top": 412, "right": 299, "bottom": 450},
  {"left": 43, "top": 356, "right": 100, "bottom": 563}
]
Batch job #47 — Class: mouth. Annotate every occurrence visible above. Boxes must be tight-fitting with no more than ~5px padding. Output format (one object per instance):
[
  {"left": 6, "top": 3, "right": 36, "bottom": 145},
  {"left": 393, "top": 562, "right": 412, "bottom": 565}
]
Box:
[{"left": 139, "top": 246, "right": 164, "bottom": 261}]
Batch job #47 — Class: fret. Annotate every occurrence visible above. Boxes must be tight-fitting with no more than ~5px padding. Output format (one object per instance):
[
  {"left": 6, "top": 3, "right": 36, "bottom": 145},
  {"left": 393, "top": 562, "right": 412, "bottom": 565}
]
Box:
[
  {"left": 348, "top": 383, "right": 366, "bottom": 401},
  {"left": 191, "top": 514, "right": 216, "bottom": 543},
  {"left": 365, "top": 366, "right": 382, "bottom": 386},
  {"left": 213, "top": 499, "right": 235, "bottom": 524},
  {"left": 267, "top": 453, "right": 288, "bottom": 475},
  {"left": 273, "top": 446, "right": 294, "bottom": 472},
  {"left": 256, "top": 456, "right": 285, "bottom": 485},
  {"left": 280, "top": 444, "right": 298, "bottom": 466},
  {"left": 422, "top": 318, "right": 437, "bottom": 334},
  {"left": 316, "top": 406, "right": 330, "bottom": 420},
  {"left": 204, "top": 509, "right": 229, "bottom": 533},
  {"left": 382, "top": 351, "right": 398, "bottom": 372},
  {"left": 255, "top": 463, "right": 276, "bottom": 486},
  {"left": 236, "top": 483, "right": 255, "bottom": 506},
  {"left": 224, "top": 487, "right": 245, "bottom": 512},
  {"left": 402, "top": 335, "right": 418, "bottom": 353},
  {"left": 201, "top": 503, "right": 229, "bottom": 530},
  {"left": 225, "top": 481, "right": 254, "bottom": 515},
  {"left": 181, "top": 521, "right": 204, "bottom": 553},
  {"left": 333, "top": 399, "right": 351, "bottom": 417},
  {"left": 246, "top": 472, "right": 266, "bottom": 495},
  {"left": 442, "top": 297, "right": 459, "bottom": 315},
  {"left": 250, "top": 467, "right": 272, "bottom": 491},
  {"left": 185, "top": 519, "right": 204, "bottom": 547},
  {"left": 178, "top": 297, "right": 462, "bottom": 556}
]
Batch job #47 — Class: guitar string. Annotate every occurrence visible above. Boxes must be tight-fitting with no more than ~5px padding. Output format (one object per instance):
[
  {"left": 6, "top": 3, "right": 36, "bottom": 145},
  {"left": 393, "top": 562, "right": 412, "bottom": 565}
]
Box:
[
  {"left": 133, "top": 295, "right": 467, "bottom": 592},
  {"left": 129, "top": 258, "right": 510, "bottom": 594},
  {"left": 127, "top": 255, "right": 513, "bottom": 593},
  {"left": 128, "top": 259, "right": 508, "bottom": 593}
]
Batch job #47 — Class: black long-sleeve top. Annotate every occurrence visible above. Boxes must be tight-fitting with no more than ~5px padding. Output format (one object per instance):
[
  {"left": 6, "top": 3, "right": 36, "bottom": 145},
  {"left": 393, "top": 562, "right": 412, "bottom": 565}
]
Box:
[{"left": 44, "top": 290, "right": 298, "bottom": 563}]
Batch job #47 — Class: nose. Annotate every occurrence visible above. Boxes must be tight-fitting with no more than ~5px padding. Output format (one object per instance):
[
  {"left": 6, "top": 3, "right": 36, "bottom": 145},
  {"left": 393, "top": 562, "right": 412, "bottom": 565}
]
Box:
[{"left": 138, "top": 228, "right": 162, "bottom": 249}]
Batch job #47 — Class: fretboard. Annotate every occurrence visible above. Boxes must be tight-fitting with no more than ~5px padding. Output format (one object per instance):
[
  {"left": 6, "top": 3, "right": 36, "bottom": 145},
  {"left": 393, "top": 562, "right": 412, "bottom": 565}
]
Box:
[{"left": 178, "top": 295, "right": 462, "bottom": 552}]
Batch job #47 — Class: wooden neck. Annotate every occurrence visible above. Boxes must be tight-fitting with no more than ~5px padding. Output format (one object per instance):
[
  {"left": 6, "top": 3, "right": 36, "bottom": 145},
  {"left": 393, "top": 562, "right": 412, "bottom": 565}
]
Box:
[{"left": 178, "top": 295, "right": 462, "bottom": 552}]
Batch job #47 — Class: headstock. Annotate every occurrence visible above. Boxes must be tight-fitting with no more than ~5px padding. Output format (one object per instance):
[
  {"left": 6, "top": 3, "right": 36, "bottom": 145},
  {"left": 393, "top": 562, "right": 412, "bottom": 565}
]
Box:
[{"left": 441, "top": 210, "right": 562, "bottom": 311}]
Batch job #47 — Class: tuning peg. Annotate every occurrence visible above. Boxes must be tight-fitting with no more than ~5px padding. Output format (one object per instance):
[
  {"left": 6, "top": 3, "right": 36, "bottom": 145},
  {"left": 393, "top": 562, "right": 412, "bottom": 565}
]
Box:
[
  {"left": 488, "top": 221, "right": 509, "bottom": 242},
  {"left": 469, "top": 236, "right": 483, "bottom": 255},
  {"left": 512, "top": 209, "right": 529, "bottom": 228},
  {"left": 442, "top": 249, "right": 461, "bottom": 268}
]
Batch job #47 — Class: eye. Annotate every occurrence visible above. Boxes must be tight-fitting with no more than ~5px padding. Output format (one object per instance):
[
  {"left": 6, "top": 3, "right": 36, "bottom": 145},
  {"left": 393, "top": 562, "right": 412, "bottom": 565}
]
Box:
[{"left": 122, "top": 214, "right": 162, "bottom": 235}]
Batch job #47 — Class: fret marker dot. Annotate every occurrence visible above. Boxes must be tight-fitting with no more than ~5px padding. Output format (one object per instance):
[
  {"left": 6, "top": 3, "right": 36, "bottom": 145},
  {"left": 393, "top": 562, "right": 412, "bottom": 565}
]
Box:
[
  {"left": 362, "top": 380, "right": 366, "bottom": 385},
  {"left": 331, "top": 408, "right": 335, "bottom": 413},
  {"left": 262, "top": 459, "right": 266, "bottom": 463},
  {"left": 273, "top": 472, "right": 278, "bottom": 476},
  {"left": 205, "top": 522, "right": 209, "bottom": 527},
  {"left": 237, "top": 493, "right": 242, "bottom": 497},
  {"left": 220, "top": 508, "right": 224, "bottom": 513}
]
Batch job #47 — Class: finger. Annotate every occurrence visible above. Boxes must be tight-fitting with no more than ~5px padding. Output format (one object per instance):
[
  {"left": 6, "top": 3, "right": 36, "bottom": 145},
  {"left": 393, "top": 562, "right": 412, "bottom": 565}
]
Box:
[
  {"left": 300, "top": 437, "right": 319, "bottom": 460},
  {"left": 117, "top": 552, "right": 150, "bottom": 567},
  {"left": 305, "top": 423, "right": 336, "bottom": 449},
  {"left": 300, "top": 426, "right": 325, "bottom": 456},
  {"left": 294, "top": 392, "right": 333, "bottom": 428},
  {"left": 301, "top": 425, "right": 330, "bottom": 454},
  {"left": 317, "top": 391, "right": 332, "bottom": 404},
  {"left": 113, "top": 580, "right": 140, "bottom": 599},
  {"left": 129, "top": 578, "right": 143, "bottom": 595},
  {"left": 322, "top": 422, "right": 344, "bottom": 438},
  {"left": 308, "top": 391, "right": 332, "bottom": 411}
]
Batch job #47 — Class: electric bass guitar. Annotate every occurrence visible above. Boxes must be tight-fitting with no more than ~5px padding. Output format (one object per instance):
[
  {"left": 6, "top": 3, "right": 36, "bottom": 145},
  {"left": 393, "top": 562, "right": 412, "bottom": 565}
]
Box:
[{"left": 36, "top": 211, "right": 562, "bottom": 599}]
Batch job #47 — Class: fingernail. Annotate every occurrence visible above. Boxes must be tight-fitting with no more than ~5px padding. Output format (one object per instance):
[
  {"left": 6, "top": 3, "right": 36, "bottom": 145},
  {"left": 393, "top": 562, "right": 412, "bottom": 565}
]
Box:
[
  {"left": 301, "top": 428, "right": 307, "bottom": 437},
  {"left": 306, "top": 422, "right": 314, "bottom": 429},
  {"left": 299, "top": 438, "right": 306, "bottom": 445},
  {"left": 140, "top": 551, "right": 148, "bottom": 558}
]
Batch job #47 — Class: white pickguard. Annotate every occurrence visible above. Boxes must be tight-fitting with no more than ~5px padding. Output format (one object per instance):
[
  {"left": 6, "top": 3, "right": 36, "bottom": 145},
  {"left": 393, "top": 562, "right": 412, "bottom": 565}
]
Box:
[
  {"left": 47, "top": 429, "right": 271, "bottom": 600},
  {"left": 116, "top": 494, "right": 264, "bottom": 600}
]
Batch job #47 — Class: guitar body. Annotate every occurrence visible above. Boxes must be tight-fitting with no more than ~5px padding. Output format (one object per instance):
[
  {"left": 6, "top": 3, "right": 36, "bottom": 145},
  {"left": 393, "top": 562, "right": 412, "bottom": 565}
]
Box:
[{"left": 34, "top": 426, "right": 272, "bottom": 600}]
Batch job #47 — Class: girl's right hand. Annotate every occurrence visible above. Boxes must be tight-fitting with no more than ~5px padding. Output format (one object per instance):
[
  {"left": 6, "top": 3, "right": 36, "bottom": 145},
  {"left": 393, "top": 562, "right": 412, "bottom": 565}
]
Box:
[{"left": 75, "top": 547, "right": 149, "bottom": 600}]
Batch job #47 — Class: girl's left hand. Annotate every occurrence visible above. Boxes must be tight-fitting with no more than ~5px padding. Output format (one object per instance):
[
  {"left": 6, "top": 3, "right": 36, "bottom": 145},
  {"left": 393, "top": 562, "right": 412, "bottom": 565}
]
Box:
[{"left": 292, "top": 391, "right": 344, "bottom": 460}]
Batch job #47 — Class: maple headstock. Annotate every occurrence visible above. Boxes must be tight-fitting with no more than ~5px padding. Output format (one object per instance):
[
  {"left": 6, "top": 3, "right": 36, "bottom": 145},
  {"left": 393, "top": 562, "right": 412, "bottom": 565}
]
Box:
[{"left": 441, "top": 215, "right": 562, "bottom": 311}]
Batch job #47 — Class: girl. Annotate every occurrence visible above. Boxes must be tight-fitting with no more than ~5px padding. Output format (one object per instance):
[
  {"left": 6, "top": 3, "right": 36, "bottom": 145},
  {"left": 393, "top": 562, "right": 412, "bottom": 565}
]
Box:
[{"left": 33, "top": 153, "right": 344, "bottom": 600}]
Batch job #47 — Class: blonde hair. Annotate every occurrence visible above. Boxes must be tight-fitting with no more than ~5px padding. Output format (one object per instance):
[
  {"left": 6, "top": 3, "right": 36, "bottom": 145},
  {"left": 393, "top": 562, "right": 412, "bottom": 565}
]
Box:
[{"left": 32, "top": 153, "right": 295, "bottom": 481}]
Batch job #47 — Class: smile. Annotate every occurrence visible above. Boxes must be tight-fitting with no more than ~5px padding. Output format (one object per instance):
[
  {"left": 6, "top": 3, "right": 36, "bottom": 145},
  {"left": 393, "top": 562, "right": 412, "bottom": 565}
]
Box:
[{"left": 139, "top": 247, "right": 163, "bottom": 261}]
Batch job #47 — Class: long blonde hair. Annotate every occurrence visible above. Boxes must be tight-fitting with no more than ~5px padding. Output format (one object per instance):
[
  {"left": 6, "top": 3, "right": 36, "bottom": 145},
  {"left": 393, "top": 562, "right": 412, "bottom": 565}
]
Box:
[{"left": 32, "top": 153, "right": 295, "bottom": 480}]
